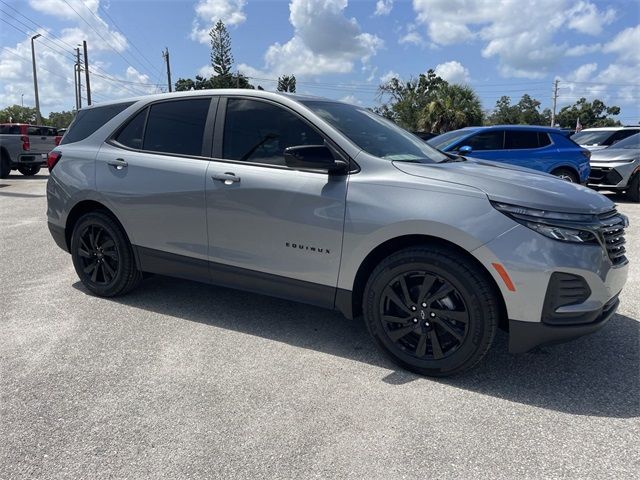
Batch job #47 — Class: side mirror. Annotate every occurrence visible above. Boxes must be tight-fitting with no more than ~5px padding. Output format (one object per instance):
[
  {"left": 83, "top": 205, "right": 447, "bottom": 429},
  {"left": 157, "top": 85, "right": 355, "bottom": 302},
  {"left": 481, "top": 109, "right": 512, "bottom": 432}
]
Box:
[
  {"left": 458, "top": 145, "right": 473, "bottom": 154},
  {"left": 284, "top": 145, "right": 347, "bottom": 174}
]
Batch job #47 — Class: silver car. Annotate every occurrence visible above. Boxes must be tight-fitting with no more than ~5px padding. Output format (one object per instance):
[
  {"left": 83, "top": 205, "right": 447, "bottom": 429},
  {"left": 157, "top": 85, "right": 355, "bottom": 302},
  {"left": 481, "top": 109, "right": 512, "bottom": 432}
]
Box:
[
  {"left": 588, "top": 133, "right": 640, "bottom": 202},
  {"left": 46, "top": 90, "right": 629, "bottom": 376}
]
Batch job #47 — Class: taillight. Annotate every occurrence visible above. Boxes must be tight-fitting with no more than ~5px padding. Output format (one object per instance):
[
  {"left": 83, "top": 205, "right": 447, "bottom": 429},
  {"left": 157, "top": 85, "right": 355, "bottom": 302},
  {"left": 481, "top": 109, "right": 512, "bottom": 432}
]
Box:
[
  {"left": 54, "top": 135, "right": 62, "bottom": 146},
  {"left": 21, "top": 135, "right": 30, "bottom": 151},
  {"left": 47, "top": 151, "right": 61, "bottom": 172}
]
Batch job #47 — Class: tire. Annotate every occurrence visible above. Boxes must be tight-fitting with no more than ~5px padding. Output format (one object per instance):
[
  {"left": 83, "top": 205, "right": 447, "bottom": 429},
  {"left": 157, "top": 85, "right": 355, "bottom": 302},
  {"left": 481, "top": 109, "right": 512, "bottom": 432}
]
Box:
[
  {"left": 18, "top": 164, "right": 41, "bottom": 176},
  {"left": 70, "top": 211, "right": 142, "bottom": 297},
  {"left": 551, "top": 168, "right": 578, "bottom": 183},
  {"left": 363, "top": 246, "right": 500, "bottom": 377},
  {"left": 0, "top": 151, "right": 10, "bottom": 179},
  {"left": 626, "top": 174, "right": 640, "bottom": 203}
]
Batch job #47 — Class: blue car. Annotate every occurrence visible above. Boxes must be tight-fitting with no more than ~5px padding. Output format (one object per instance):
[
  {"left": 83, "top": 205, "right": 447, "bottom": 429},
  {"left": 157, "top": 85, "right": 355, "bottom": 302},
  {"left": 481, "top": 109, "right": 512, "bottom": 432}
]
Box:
[{"left": 428, "top": 125, "right": 591, "bottom": 183}]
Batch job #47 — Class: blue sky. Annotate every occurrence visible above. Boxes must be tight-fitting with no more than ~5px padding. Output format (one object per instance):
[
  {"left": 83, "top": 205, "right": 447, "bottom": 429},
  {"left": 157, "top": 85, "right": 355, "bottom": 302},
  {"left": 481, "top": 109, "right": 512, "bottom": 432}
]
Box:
[{"left": 0, "top": 0, "right": 638, "bottom": 123}]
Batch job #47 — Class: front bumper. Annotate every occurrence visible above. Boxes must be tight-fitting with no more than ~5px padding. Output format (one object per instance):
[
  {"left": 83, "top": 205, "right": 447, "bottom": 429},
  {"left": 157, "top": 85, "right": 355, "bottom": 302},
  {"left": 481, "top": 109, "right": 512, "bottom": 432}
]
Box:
[
  {"left": 509, "top": 295, "right": 619, "bottom": 353},
  {"left": 588, "top": 161, "right": 638, "bottom": 189},
  {"left": 472, "top": 223, "right": 628, "bottom": 352}
]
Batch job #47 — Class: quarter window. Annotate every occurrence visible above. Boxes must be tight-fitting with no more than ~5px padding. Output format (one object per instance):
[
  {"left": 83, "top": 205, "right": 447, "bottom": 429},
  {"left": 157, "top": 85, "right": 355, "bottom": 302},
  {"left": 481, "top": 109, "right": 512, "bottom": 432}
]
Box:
[
  {"left": 143, "top": 99, "right": 210, "bottom": 156},
  {"left": 223, "top": 98, "right": 324, "bottom": 166},
  {"left": 460, "top": 131, "right": 504, "bottom": 150}
]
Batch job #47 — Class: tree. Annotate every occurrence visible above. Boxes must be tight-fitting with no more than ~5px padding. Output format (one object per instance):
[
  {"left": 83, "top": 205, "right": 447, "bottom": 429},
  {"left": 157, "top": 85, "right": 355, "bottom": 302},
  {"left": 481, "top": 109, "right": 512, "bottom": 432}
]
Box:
[
  {"left": 174, "top": 20, "right": 255, "bottom": 91},
  {"left": 421, "top": 84, "right": 483, "bottom": 133},
  {"left": 487, "top": 94, "right": 550, "bottom": 126},
  {"left": 46, "top": 110, "right": 75, "bottom": 128},
  {"left": 555, "top": 98, "right": 621, "bottom": 128},
  {"left": 0, "top": 105, "right": 37, "bottom": 123},
  {"left": 277, "top": 75, "right": 296, "bottom": 93},
  {"left": 376, "top": 69, "right": 446, "bottom": 131}
]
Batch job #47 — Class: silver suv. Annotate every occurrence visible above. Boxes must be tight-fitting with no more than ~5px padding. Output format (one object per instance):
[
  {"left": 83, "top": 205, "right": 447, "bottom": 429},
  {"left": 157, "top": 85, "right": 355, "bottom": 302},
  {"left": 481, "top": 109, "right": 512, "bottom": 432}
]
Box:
[{"left": 46, "top": 90, "right": 629, "bottom": 376}]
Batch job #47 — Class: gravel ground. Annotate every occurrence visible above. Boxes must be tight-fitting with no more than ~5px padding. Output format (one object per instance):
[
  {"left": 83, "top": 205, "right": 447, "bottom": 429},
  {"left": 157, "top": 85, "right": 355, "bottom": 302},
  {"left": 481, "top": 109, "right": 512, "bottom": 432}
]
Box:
[{"left": 1, "top": 172, "right": 638, "bottom": 479}]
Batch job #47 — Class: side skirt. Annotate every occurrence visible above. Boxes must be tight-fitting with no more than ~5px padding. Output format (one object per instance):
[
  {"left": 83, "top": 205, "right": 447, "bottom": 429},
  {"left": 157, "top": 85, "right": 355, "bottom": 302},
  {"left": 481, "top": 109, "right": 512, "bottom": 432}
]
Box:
[{"left": 135, "top": 246, "right": 346, "bottom": 311}]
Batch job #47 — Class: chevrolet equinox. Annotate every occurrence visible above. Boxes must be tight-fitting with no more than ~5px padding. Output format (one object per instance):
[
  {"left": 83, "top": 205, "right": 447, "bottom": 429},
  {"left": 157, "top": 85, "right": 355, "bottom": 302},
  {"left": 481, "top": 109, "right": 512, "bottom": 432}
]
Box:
[{"left": 46, "top": 90, "right": 629, "bottom": 376}]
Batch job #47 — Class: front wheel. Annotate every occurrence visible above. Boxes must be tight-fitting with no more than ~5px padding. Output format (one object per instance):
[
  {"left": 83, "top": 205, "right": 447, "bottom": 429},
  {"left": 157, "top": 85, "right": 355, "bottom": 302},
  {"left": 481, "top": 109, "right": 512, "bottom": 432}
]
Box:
[
  {"left": 626, "top": 174, "right": 640, "bottom": 203},
  {"left": 551, "top": 168, "right": 578, "bottom": 183},
  {"left": 71, "top": 212, "right": 142, "bottom": 297},
  {"left": 18, "top": 164, "right": 41, "bottom": 176},
  {"left": 363, "top": 246, "right": 500, "bottom": 377}
]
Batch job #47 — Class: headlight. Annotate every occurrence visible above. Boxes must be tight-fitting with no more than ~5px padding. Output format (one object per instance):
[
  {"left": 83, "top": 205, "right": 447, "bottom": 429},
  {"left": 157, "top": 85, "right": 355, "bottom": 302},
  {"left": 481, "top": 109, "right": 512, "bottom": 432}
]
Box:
[{"left": 492, "top": 202, "right": 598, "bottom": 243}]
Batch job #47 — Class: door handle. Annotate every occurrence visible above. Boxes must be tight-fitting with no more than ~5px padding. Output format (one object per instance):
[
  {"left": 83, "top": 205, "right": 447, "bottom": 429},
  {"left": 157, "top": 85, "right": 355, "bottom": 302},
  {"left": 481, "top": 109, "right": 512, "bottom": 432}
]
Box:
[
  {"left": 211, "top": 172, "right": 240, "bottom": 185},
  {"left": 107, "top": 158, "right": 128, "bottom": 170}
]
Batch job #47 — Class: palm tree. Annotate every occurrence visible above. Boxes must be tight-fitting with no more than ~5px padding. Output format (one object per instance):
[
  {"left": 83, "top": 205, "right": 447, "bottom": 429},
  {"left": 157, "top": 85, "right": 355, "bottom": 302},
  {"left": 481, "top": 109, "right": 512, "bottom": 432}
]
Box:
[{"left": 420, "top": 84, "right": 483, "bottom": 133}]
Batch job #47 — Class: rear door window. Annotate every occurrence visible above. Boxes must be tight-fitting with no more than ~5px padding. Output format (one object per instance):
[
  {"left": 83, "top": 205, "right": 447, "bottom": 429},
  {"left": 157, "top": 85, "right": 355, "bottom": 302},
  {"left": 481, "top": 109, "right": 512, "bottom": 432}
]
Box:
[
  {"left": 113, "top": 108, "right": 148, "bottom": 150},
  {"left": 459, "top": 130, "right": 504, "bottom": 150},
  {"left": 505, "top": 131, "right": 542, "bottom": 149},
  {"left": 142, "top": 99, "right": 210, "bottom": 156},
  {"left": 61, "top": 102, "right": 133, "bottom": 145}
]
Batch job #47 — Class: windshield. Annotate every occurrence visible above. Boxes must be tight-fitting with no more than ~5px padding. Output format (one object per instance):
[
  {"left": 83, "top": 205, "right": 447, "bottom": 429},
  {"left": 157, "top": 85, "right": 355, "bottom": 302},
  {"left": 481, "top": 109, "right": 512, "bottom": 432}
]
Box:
[
  {"left": 428, "top": 129, "right": 476, "bottom": 150},
  {"left": 609, "top": 133, "right": 640, "bottom": 149},
  {"left": 571, "top": 130, "right": 615, "bottom": 146},
  {"left": 302, "top": 101, "right": 451, "bottom": 163}
]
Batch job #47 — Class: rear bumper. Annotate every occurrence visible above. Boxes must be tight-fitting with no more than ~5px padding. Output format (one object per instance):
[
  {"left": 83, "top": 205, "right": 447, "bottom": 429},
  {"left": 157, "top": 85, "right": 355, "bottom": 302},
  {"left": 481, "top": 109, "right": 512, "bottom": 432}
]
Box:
[
  {"left": 14, "top": 153, "right": 47, "bottom": 166},
  {"left": 508, "top": 296, "right": 619, "bottom": 353},
  {"left": 48, "top": 221, "right": 68, "bottom": 252}
]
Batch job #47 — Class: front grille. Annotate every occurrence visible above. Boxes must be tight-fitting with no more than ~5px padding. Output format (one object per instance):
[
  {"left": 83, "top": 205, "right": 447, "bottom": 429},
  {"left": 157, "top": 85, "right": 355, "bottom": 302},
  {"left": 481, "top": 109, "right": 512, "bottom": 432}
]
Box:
[
  {"left": 588, "top": 167, "right": 623, "bottom": 185},
  {"left": 597, "top": 210, "right": 627, "bottom": 265}
]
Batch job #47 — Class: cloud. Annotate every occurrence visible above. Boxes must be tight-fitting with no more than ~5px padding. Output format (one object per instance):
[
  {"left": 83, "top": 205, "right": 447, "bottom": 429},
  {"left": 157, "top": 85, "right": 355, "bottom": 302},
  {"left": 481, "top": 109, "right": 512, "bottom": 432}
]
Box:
[
  {"left": 340, "top": 94, "right": 363, "bottom": 105},
  {"left": 603, "top": 25, "right": 640, "bottom": 65},
  {"left": 398, "top": 24, "right": 426, "bottom": 46},
  {"left": 565, "top": 43, "right": 602, "bottom": 57},
  {"left": 374, "top": 0, "right": 394, "bottom": 16},
  {"left": 190, "top": 0, "right": 247, "bottom": 44},
  {"left": 435, "top": 61, "right": 470, "bottom": 84},
  {"left": 411, "top": 0, "right": 618, "bottom": 78},
  {"left": 380, "top": 70, "right": 400, "bottom": 83},
  {"left": 241, "top": 0, "right": 383, "bottom": 77},
  {"left": 27, "top": 0, "right": 127, "bottom": 53}
]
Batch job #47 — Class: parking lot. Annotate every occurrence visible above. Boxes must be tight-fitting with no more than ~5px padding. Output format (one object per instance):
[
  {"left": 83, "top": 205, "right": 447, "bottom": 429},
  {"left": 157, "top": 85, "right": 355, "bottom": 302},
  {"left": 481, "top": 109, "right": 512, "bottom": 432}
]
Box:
[{"left": 1, "top": 173, "right": 638, "bottom": 479}]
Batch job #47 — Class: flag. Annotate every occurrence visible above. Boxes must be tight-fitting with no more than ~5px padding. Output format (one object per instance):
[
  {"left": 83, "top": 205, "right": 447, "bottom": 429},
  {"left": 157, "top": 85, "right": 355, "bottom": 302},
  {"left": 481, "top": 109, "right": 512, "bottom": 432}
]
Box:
[{"left": 575, "top": 117, "right": 583, "bottom": 132}]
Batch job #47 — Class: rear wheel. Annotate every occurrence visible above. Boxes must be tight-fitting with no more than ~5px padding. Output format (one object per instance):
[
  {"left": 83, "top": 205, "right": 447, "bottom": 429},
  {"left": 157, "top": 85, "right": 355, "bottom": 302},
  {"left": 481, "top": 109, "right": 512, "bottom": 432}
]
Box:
[
  {"left": 71, "top": 212, "right": 142, "bottom": 297},
  {"left": 18, "top": 164, "right": 41, "bottom": 176},
  {"left": 626, "top": 174, "right": 640, "bottom": 203},
  {"left": 551, "top": 168, "right": 578, "bottom": 183},
  {"left": 0, "top": 152, "right": 10, "bottom": 179},
  {"left": 363, "top": 246, "right": 499, "bottom": 377}
]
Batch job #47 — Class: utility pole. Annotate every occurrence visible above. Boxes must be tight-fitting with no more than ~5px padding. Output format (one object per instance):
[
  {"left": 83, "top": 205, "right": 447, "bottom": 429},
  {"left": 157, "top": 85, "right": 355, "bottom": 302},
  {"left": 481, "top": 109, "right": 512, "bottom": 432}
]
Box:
[
  {"left": 21, "top": 94, "right": 24, "bottom": 107},
  {"left": 550, "top": 79, "right": 559, "bottom": 127},
  {"left": 76, "top": 47, "right": 82, "bottom": 108},
  {"left": 73, "top": 63, "right": 79, "bottom": 110},
  {"left": 83, "top": 40, "right": 92, "bottom": 105},
  {"left": 31, "top": 33, "right": 42, "bottom": 124},
  {"left": 162, "top": 48, "right": 172, "bottom": 92}
]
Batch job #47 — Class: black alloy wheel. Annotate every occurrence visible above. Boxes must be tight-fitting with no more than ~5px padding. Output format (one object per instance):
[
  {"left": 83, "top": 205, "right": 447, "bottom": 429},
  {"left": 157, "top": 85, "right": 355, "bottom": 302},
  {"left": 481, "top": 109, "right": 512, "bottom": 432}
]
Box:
[
  {"left": 380, "top": 271, "right": 469, "bottom": 360},
  {"left": 77, "top": 223, "right": 120, "bottom": 286}
]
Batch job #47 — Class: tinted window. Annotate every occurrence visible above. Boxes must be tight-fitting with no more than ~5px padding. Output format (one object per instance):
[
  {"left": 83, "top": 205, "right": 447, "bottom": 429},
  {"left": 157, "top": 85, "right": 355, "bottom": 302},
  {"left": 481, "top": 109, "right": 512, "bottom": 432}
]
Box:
[
  {"left": 609, "top": 129, "right": 639, "bottom": 145},
  {"left": 28, "top": 126, "right": 39, "bottom": 135},
  {"left": 223, "top": 99, "right": 324, "bottom": 166},
  {"left": 114, "top": 108, "right": 147, "bottom": 150},
  {"left": 428, "top": 129, "right": 478, "bottom": 150},
  {"left": 303, "top": 101, "right": 450, "bottom": 163},
  {"left": 571, "top": 130, "right": 616, "bottom": 146},
  {"left": 505, "top": 130, "right": 540, "bottom": 149},
  {"left": 610, "top": 133, "right": 640, "bottom": 149},
  {"left": 143, "top": 99, "right": 210, "bottom": 156},
  {"left": 0, "top": 125, "right": 21, "bottom": 134},
  {"left": 538, "top": 132, "right": 551, "bottom": 147},
  {"left": 62, "top": 102, "right": 133, "bottom": 145},
  {"left": 460, "top": 130, "right": 504, "bottom": 150}
]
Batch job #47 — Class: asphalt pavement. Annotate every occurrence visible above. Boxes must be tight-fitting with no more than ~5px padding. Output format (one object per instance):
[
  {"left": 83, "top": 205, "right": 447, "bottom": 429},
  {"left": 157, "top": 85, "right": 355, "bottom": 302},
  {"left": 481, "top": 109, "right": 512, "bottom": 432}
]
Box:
[{"left": 1, "top": 172, "right": 638, "bottom": 479}]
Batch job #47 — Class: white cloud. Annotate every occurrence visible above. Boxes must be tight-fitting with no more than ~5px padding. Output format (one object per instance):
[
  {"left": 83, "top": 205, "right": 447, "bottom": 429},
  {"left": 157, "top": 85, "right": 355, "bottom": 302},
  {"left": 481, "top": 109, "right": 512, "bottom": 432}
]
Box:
[
  {"left": 565, "top": 43, "right": 602, "bottom": 57},
  {"left": 398, "top": 24, "right": 426, "bottom": 46},
  {"left": 603, "top": 25, "right": 640, "bottom": 65},
  {"left": 566, "top": 1, "right": 616, "bottom": 36},
  {"left": 380, "top": 70, "right": 400, "bottom": 83},
  {"left": 190, "top": 0, "right": 247, "bottom": 44},
  {"left": 567, "top": 63, "right": 598, "bottom": 82},
  {"left": 340, "top": 94, "right": 363, "bottom": 105},
  {"left": 411, "top": 0, "right": 618, "bottom": 78},
  {"left": 242, "top": 0, "right": 383, "bottom": 77},
  {"left": 434, "top": 60, "right": 470, "bottom": 84},
  {"left": 27, "top": 0, "right": 127, "bottom": 53},
  {"left": 374, "top": 0, "right": 394, "bottom": 16}
]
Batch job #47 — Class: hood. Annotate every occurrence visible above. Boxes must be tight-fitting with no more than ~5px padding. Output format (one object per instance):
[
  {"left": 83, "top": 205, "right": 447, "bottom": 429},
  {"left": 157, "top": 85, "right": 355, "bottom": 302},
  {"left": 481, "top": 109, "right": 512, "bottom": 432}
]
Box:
[
  {"left": 590, "top": 148, "right": 639, "bottom": 162},
  {"left": 393, "top": 158, "right": 614, "bottom": 214},
  {"left": 582, "top": 145, "right": 608, "bottom": 151}
]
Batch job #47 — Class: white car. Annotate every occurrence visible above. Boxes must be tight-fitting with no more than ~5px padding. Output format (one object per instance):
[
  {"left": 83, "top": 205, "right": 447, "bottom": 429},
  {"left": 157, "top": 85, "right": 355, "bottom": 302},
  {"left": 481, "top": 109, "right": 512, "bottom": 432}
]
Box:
[{"left": 572, "top": 126, "right": 640, "bottom": 151}]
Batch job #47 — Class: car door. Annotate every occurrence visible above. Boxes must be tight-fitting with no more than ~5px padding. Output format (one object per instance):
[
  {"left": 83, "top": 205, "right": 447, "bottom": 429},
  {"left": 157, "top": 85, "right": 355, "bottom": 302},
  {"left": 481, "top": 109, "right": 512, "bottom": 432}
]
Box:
[
  {"left": 452, "top": 130, "right": 505, "bottom": 160},
  {"left": 96, "top": 97, "right": 216, "bottom": 280},
  {"left": 501, "top": 130, "right": 557, "bottom": 171},
  {"left": 205, "top": 97, "right": 348, "bottom": 308}
]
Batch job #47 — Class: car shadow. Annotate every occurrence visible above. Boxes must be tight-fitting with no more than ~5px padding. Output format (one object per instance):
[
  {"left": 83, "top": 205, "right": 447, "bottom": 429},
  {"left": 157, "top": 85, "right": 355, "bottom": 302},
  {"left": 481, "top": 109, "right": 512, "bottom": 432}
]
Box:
[
  {"left": 1, "top": 173, "right": 49, "bottom": 180},
  {"left": 73, "top": 275, "right": 639, "bottom": 419}
]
